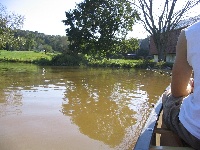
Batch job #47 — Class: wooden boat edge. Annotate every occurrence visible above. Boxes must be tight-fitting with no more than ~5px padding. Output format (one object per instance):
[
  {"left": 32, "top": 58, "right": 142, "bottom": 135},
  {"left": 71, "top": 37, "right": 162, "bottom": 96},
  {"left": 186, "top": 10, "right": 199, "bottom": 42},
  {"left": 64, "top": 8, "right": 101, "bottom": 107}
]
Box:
[
  {"left": 133, "top": 86, "right": 194, "bottom": 150},
  {"left": 133, "top": 90, "right": 163, "bottom": 150}
]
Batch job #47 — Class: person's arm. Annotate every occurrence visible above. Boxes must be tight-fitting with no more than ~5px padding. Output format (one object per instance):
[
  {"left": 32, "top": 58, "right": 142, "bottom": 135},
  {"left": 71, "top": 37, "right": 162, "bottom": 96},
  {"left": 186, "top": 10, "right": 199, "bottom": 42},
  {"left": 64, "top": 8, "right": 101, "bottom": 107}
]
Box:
[{"left": 171, "top": 30, "right": 193, "bottom": 98}]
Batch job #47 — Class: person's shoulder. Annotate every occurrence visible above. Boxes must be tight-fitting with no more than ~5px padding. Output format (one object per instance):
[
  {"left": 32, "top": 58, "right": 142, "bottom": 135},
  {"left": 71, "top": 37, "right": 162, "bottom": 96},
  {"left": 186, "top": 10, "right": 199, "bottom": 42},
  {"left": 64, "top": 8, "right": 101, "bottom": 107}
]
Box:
[
  {"left": 186, "top": 21, "right": 200, "bottom": 31},
  {"left": 185, "top": 21, "right": 200, "bottom": 39}
]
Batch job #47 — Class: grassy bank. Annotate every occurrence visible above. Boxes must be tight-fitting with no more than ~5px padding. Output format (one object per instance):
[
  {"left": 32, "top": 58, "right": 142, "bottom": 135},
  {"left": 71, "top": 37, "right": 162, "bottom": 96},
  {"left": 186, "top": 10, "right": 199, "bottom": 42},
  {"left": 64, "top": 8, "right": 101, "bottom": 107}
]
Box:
[
  {"left": 0, "top": 50, "right": 56, "bottom": 63},
  {"left": 0, "top": 50, "right": 173, "bottom": 69},
  {"left": 86, "top": 57, "right": 173, "bottom": 69},
  {"left": 87, "top": 58, "right": 145, "bottom": 68}
]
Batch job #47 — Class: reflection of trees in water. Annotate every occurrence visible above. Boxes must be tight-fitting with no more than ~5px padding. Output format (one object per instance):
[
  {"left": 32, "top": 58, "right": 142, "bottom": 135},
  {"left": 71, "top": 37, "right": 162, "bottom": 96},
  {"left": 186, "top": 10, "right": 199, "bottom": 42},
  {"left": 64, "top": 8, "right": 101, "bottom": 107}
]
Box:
[
  {"left": 62, "top": 84, "right": 136, "bottom": 147},
  {"left": 0, "top": 64, "right": 171, "bottom": 148},
  {"left": 61, "top": 70, "right": 152, "bottom": 148},
  {"left": 61, "top": 69, "right": 170, "bottom": 148},
  {"left": 0, "top": 63, "right": 43, "bottom": 116},
  {"left": 0, "top": 89, "right": 23, "bottom": 116}
]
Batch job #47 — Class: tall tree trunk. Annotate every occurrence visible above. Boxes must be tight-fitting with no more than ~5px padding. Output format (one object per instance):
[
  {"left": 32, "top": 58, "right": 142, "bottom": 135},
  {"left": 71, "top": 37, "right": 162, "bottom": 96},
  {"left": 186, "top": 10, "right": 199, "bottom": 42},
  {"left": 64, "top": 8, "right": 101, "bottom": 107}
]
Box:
[
  {"left": 154, "top": 32, "right": 167, "bottom": 62},
  {"left": 158, "top": 48, "right": 166, "bottom": 62},
  {"left": 157, "top": 43, "right": 165, "bottom": 62}
]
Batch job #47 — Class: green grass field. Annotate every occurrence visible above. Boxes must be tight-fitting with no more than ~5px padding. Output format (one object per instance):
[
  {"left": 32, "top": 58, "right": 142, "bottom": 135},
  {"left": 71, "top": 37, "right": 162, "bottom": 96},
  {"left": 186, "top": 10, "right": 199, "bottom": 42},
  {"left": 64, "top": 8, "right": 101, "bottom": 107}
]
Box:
[
  {"left": 0, "top": 50, "right": 168, "bottom": 69},
  {"left": 0, "top": 50, "right": 57, "bottom": 63}
]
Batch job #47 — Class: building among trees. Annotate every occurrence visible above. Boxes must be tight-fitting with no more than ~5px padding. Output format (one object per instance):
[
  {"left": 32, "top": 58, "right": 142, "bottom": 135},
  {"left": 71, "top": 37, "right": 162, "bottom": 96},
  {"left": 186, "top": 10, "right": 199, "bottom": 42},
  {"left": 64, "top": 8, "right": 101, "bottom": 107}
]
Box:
[{"left": 149, "top": 14, "right": 200, "bottom": 63}]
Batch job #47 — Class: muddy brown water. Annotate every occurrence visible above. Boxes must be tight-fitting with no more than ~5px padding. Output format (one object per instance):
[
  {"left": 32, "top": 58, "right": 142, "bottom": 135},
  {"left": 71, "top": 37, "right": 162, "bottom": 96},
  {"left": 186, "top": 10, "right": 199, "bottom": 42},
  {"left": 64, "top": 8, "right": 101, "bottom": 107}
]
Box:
[{"left": 0, "top": 63, "right": 171, "bottom": 150}]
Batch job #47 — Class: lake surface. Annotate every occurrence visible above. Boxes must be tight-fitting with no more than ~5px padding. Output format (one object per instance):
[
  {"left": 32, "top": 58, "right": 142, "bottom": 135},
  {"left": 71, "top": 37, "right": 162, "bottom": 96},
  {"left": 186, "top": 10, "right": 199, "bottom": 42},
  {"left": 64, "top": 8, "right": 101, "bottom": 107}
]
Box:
[{"left": 0, "top": 62, "right": 171, "bottom": 150}]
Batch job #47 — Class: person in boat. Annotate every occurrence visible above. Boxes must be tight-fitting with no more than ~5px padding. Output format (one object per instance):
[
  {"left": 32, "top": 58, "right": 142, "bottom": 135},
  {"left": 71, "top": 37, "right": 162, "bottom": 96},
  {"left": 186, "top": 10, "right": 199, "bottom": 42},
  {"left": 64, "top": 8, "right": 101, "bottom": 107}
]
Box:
[{"left": 162, "top": 21, "right": 200, "bottom": 149}]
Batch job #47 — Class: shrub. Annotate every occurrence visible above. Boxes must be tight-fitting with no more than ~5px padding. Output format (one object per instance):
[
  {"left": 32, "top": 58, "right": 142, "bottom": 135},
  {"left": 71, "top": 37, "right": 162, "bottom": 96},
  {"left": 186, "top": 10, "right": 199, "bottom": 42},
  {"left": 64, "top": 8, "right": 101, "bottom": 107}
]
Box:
[
  {"left": 134, "top": 59, "right": 155, "bottom": 68},
  {"left": 33, "top": 58, "right": 51, "bottom": 65},
  {"left": 50, "top": 53, "right": 84, "bottom": 66}
]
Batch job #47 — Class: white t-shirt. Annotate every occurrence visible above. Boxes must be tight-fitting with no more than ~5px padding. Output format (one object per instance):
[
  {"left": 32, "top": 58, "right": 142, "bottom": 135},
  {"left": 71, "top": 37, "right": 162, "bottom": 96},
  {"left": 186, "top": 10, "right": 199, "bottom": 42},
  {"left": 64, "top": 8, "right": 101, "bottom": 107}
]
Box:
[{"left": 179, "top": 21, "right": 200, "bottom": 140}]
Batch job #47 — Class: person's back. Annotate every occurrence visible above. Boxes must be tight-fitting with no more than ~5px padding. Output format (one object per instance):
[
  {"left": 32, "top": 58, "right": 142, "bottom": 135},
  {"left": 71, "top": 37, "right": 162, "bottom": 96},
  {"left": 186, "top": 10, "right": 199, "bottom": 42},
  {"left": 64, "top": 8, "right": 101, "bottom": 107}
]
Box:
[
  {"left": 179, "top": 21, "right": 200, "bottom": 140},
  {"left": 162, "top": 21, "right": 200, "bottom": 149}
]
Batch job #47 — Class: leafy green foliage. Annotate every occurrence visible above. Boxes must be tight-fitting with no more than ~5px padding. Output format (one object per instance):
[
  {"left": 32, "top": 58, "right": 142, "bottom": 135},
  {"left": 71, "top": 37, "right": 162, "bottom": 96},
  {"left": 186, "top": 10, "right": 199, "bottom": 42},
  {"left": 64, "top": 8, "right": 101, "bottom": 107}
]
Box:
[
  {"left": 0, "top": 50, "right": 173, "bottom": 69},
  {"left": 0, "top": 29, "right": 69, "bottom": 53},
  {"left": 11, "top": 30, "right": 69, "bottom": 53},
  {"left": 63, "top": 0, "right": 139, "bottom": 57},
  {"left": 0, "top": 3, "right": 25, "bottom": 49},
  {"left": 85, "top": 54, "right": 139, "bottom": 68},
  {"left": 116, "top": 38, "right": 139, "bottom": 55},
  {"left": 51, "top": 53, "right": 83, "bottom": 66},
  {"left": 0, "top": 4, "right": 69, "bottom": 53},
  {"left": 134, "top": 59, "right": 155, "bottom": 68}
]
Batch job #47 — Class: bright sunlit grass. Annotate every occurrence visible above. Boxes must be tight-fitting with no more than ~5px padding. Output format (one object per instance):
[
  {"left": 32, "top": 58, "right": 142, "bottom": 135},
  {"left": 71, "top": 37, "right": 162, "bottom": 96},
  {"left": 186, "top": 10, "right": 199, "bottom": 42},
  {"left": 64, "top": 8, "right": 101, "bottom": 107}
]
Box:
[{"left": 0, "top": 50, "right": 57, "bottom": 63}]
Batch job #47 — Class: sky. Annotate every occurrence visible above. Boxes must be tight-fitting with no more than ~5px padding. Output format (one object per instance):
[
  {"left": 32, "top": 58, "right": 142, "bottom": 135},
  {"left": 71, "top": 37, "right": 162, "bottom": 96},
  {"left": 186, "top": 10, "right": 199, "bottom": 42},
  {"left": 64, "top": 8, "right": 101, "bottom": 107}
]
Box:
[
  {"left": 1, "top": 0, "right": 82, "bottom": 36},
  {"left": 1, "top": 0, "right": 200, "bottom": 39}
]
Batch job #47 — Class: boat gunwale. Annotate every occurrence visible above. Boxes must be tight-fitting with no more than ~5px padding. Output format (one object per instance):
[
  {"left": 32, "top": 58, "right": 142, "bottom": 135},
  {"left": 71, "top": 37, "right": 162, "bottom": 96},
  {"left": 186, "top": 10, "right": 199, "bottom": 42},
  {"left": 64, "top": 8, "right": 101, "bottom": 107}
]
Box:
[
  {"left": 133, "top": 91, "right": 163, "bottom": 150},
  {"left": 134, "top": 86, "right": 194, "bottom": 150}
]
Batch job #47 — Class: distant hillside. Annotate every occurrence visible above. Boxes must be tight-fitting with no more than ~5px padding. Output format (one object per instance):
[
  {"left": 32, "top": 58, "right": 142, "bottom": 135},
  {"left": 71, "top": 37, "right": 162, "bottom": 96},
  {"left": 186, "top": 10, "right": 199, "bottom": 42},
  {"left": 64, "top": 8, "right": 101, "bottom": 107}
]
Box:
[{"left": 3, "top": 29, "right": 69, "bottom": 53}]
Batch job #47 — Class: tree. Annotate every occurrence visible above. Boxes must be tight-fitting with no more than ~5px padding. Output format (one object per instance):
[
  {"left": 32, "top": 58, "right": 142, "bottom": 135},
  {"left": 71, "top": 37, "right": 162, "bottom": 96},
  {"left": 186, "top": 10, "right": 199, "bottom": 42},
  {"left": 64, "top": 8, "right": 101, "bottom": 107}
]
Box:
[
  {"left": 43, "top": 44, "right": 53, "bottom": 53},
  {"left": 133, "top": 0, "right": 200, "bottom": 61},
  {"left": 120, "top": 38, "right": 139, "bottom": 55},
  {"left": 0, "top": 3, "right": 25, "bottom": 50},
  {"left": 63, "top": 0, "right": 139, "bottom": 57},
  {"left": 12, "top": 29, "right": 69, "bottom": 52}
]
